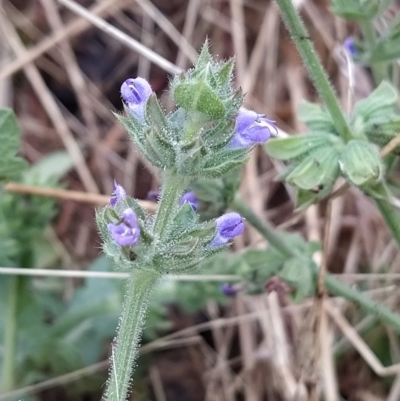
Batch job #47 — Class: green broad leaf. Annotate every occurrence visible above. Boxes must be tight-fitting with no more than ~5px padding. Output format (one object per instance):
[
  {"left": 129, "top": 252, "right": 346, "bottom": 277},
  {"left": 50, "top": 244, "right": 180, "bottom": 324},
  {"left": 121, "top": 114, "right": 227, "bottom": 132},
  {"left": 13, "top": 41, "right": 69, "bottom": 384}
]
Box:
[
  {"left": 295, "top": 180, "right": 336, "bottom": 209},
  {"left": 297, "top": 101, "right": 337, "bottom": 133},
  {"left": 286, "top": 146, "right": 340, "bottom": 190},
  {"left": 340, "top": 140, "right": 384, "bottom": 187},
  {"left": 23, "top": 151, "right": 73, "bottom": 185},
  {"left": 352, "top": 82, "right": 398, "bottom": 123},
  {"left": 0, "top": 108, "right": 27, "bottom": 181},
  {"left": 239, "top": 248, "right": 287, "bottom": 294},
  {"left": 278, "top": 257, "right": 315, "bottom": 302},
  {"left": 265, "top": 133, "right": 338, "bottom": 161},
  {"left": 0, "top": 158, "right": 27, "bottom": 181},
  {"left": 173, "top": 81, "right": 226, "bottom": 120},
  {"left": 364, "top": 116, "right": 400, "bottom": 154},
  {"left": 330, "top": 0, "right": 380, "bottom": 20}
]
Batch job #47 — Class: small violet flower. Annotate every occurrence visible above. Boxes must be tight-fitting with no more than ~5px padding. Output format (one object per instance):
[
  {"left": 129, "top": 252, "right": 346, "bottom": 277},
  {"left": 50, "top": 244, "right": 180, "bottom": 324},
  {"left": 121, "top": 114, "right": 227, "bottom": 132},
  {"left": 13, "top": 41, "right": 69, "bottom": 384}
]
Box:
[
  {"left": 146, "top": 190, "right": 160, "bottom": 202},
  {"left": 120, "top": 77, "right": 153, "bottom": 120},
  {"left": 209, "top": 212, "right": 245, "bottom": 247},
  {"left": 107, "top": 208, "right": 140, "bottom": 247},
  {"left": 220, "top": 283, "right": 241, "bottom": 297},
  {"left": 180, "top": 191, "right": 199, "bottom": 211},
  {"left": 229, "top": 110, "right": 277, "bottom": 148},
  {"left": 343, "top": 37, "right": 357, "bottom": 57},
  {"left": 110, "top": 180, "right": 126, "bottom": 207}
]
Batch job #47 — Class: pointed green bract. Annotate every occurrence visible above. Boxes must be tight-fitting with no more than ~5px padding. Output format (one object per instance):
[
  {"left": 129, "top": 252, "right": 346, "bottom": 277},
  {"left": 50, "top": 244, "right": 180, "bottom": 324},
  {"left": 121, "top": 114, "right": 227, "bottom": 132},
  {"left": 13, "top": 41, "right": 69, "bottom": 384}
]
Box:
[{"left": 173, "top": 81, "right": 226, "bottom": 120}]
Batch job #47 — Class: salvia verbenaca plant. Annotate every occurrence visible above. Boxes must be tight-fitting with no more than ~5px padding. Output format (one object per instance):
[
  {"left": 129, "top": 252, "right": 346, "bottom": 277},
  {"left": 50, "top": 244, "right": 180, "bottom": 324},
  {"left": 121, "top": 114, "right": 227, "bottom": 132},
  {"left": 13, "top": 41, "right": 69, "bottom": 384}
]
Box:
[
  {"left": 95, "top": 41, "right": 277, "bottom": 401},
  {"left": 97, "top": 4, "right": 400, "bottom": 396}
]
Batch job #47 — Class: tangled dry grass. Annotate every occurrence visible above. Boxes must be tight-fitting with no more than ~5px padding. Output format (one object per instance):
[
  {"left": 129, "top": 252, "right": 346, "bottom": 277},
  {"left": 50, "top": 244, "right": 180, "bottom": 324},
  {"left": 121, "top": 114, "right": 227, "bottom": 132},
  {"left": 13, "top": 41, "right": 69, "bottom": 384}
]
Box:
[{"left": 2, "top": 0, "right": 400, "bottom": 400}]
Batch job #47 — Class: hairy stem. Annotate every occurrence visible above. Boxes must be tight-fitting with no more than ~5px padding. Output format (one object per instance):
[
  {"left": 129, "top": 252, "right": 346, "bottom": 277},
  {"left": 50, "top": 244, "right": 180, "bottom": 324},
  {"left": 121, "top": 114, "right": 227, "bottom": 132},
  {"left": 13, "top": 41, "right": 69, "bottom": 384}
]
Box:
[
  {"left": 104, "top": 269, "right": 159, "bottom": 401},
  {"left": 324, "top": 272, "right": 400, "bottom": 332},
  {"left": 275, "top": 0, "right": 352, "bottom": 142},
  {"left": 2, "top": 276, "right": 18, "bottom": 391},
  {"left": 240, "top": 198, "right": 400, "bottom": 332},
  {"left": 375, "top": 198, "right": 400, "bottom": 249},
  {"left": 153, "top": 172, "right": 188, "bottom": 237}
]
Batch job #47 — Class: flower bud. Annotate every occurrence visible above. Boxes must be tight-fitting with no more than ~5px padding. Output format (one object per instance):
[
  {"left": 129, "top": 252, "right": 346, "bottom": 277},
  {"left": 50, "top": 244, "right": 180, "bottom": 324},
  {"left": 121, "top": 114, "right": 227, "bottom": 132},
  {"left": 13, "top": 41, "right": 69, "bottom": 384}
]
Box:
[
  {"left": 146, "top": 190, "right": 160, "bottom": 201},
  {"left": 180, "top": 191, "right": 199, "bottom": 211},
  {"left": 209, "top": 212, "right": 245, "bottom": 247},
  {"left": 120, "top": 77, "right": 153, "bottom": 120},
  {"left": 229, "top": 110, "right": 277, "bottom": 148},
  {"left": 110, "top": 180, "right": 127, "bottom": 207},
  {"left": 220, "top": 283, "right": 241, "bottom": 297},
  {"left": 343, "top": 37, "right": 357, "bottom": 57},
  {"left": 107, "top": 208, "right": 140, "bottom": 247}
]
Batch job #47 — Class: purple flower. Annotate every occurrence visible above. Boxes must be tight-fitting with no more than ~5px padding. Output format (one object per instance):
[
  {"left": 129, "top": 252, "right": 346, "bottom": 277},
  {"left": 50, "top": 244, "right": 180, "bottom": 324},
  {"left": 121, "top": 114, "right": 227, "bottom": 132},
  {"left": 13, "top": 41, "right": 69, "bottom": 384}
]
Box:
[
  {"left": 110, "top": 180, "right": 126, "bottom": 207},
  {"left": 344, "top": 37, "right": 357, "bottom": 57},
  {"left": 107, "top": 208, "right": 140, "bottom": 247},
  {"left": 209, "top": 212, "right": 245, "bottom": 247},
  {"left": 229, "top": 110, "right": 277, "bottom": 148},
  {"left": 180, "top": 191, "right": 199, "bottom": 211},
  {"left": 220, "top": 283, "right": 240, "bottom": 297},
  {"left": 146, "top": 190, "right": 160, "bottom": 202},
  {"left": 120, "top": 77, "right": 153, "bottom": 120}
]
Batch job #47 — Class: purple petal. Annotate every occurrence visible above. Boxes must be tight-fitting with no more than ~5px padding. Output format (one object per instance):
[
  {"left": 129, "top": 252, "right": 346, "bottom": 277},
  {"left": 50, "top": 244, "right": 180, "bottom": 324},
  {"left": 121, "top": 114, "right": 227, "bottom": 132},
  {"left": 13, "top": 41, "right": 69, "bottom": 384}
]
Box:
[
  {"left": 110, "top": 180, "right": 126, "bottom": 206},
  {"left": 220, "top": 283, "right": 240, "bottom": 297},
  {"left": 216, "top": 212, "right": 245, "bottom": 238},
  {"left": 344, "top": 37, "right": 356, "bottom": 57},
  {"left": 209, "top": 212, "right": 245, "bottom": 247},
  {"left": 235, "top": 110, "right": 258, "bottom": 133},
  {"left": 229, "top": 111, "right": 277, "bottom": 148},
  {"left": 120, "top": 77, "right": 153, "bottom": 120},
  {"left": 107, "top": 209, "right": 140, "bottom": 247},
  {"left": 180, "top": 191, "right": 199, "bottom": 211},
  {"left": 146, "top": 190, "right": 160, "bottom": 201},
  {"left": 120, "top": 78, "right": 152, "bottom": 105},
  {"left": 121, "top": 208, "right": 137, "bottom": 228}
]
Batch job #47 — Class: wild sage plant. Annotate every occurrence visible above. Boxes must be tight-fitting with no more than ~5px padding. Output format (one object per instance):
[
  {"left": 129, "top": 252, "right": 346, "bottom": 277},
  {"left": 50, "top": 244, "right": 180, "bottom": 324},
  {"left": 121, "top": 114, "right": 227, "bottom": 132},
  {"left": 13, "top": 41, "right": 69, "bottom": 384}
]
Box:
[
  {"left": 96, "top": 42, "right": 276, "bottom": 401},
  {"left": 97, "top": 3, "right": 400, "bottom": 396}
]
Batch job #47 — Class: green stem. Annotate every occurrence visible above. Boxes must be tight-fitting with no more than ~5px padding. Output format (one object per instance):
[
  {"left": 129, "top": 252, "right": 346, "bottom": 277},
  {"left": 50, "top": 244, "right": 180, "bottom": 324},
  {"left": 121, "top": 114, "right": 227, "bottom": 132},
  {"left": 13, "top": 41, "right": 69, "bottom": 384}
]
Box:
[
  {"left": 238, "top": 198, "right": 400, "bottom": 332},
  {"left": 275, "top": 0, "right": 352, "bottom": 142},
  {"left": 360, "top": 20, "right": 388, "bottom": 84},
  {"left": 104, "top": 269, "right": 160, "bottom": 401},
  {"left": 324, "top": 273, "right": 400, "bottom": 332},
  {"left": 2, "top": 276, "right": 18, "bottom": 391},
  {"left": 367, "top": 183, "right": 400, "bottom": 249},
  {"left": 375, "top": 198, "right": 400, "bottom": 249},
  {"left": 231, "top": 195, "right": 294, "bottom": 258},
  {"left": 153, "top": 172, "right": 188, "bottom": 237}
]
